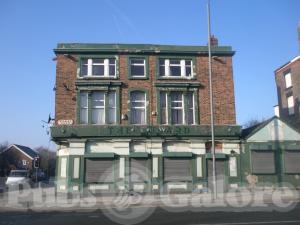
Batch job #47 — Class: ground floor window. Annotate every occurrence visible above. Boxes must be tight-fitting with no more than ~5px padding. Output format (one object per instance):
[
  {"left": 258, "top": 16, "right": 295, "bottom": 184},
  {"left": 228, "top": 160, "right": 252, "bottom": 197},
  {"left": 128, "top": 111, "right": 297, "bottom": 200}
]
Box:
[
  {"left": 85, "top": 158, "right": 114, "bottom": 183},
  {"left": 284, "top": 150, "right": 300, "bottom": 173},
  {"left": 251, "top": 151, "right": 275, "bottom": 174},
  {"left": 164, "top": 158, "right": 192, "bottom": 182},
  {"left": 130, "top": 158, "right": 148, "bottom": 182}
]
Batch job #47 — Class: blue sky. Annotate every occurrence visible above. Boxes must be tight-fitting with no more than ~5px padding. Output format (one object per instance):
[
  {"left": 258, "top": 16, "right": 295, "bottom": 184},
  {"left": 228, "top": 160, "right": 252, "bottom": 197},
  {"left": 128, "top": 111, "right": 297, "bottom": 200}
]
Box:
[{"left": 0, "top": 0, "right": 299, "bottom": 149}]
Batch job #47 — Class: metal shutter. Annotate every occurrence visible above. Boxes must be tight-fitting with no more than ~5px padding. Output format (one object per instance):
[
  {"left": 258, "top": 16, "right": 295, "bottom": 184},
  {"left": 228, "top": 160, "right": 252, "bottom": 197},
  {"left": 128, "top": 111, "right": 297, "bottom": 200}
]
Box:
[
  {"left": 284, "top": 151, "right": 300, "bottom": 173},
  {"left": 164, "top": 158, "right": 192, "bottom": 182},
  {"left": 130, "top": 159, "right": 148, "bottom": 182},
  {"left": 251, "top": 151, "right": 275, "bottom": 174},
  {"left": 85, "top": 159, "right": 114, "bottom": 183}
]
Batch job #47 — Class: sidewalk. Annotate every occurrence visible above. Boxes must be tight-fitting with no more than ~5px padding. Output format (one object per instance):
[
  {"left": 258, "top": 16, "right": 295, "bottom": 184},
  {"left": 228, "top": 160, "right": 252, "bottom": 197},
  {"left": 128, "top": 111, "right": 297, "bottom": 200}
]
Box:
[{"left": 0, "top": 187, "right": 299, "bottom": 212}]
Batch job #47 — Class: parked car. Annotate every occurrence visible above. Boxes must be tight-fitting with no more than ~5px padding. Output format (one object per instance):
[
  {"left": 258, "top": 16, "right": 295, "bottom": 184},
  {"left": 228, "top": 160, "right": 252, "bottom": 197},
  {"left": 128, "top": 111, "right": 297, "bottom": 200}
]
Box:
[{"left": 5, "top": 170, "right": 31, "bottom": 189}]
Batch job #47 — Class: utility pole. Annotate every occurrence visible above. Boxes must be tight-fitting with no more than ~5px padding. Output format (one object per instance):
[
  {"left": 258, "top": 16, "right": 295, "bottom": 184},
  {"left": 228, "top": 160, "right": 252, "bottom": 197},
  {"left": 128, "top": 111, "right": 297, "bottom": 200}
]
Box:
[{"left": 207, "top": 0, "right": 217, "bottom": 199}]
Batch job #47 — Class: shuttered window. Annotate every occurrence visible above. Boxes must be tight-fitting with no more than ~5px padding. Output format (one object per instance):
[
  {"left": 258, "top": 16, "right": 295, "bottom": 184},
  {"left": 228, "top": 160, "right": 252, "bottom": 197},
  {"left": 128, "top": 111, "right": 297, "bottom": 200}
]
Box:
[
  {"left": 164, "top": 158, "right": 192, "bottom": 181},
  {"left": 130, "top": 159, "right": 148, "bottom": 182},
  {"left": 284, "top": 151, "right": 300, "bottom": 173},
  {"left": 85, "top": 159, "right": 114, "bottom": 183},
  {"left": 251, "top": 151, "right": 275, "bottom": 174}
]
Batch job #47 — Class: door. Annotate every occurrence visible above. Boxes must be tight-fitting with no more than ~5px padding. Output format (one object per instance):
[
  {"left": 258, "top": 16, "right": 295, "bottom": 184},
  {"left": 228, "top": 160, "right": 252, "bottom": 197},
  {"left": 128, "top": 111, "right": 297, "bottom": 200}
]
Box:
[
  {"left": 207, "top": 159, "right": 226, "bottom": 193},
  {"left": 130, "top": 158, "right": 148, "bottom": 192}
]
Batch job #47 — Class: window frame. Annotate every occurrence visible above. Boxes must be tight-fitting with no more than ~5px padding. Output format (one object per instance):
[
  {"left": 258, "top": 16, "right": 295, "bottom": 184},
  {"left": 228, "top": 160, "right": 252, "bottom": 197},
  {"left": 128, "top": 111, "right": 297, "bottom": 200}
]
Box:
[
  {"left": 284, "top": 71, "right": 292, "bottom": 89},
  {"left": 158, "top": 90, "right": 198, "bottom": 125},
  {"left": 250, "top": 150, "right": 276, "bottom": 175},
  {"left": 128, "top": 89, "right": 149, "bottom": 125},
  {"left": 128, "top": 56, "right": 149, "bottom": 79},
  {"left": 91, "top": 91, "right": 106, "bottom": 125},
  {"left": 77, "top": 87, "right": 120, "bottom": 125},
  {"left": 79, "top": 92, "right": 88, "bottom": 124},
  {"left": 78, "top": 55, "right": 119, "bottom": 79},
  {"left": 157, "top": 56, "right": 196, "bottom": 79},
  {"left": 287, "top": 95, "right": 295, "bottom": 115}
]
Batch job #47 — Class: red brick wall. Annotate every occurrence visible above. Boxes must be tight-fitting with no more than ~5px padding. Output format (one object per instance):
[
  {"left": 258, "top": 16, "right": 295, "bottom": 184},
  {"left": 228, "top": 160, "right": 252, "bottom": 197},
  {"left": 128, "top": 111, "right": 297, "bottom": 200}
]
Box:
[
  {"left": 275, "top": 58, "right": 300, "bottom": 130},
  {"left": 55, "top": 53, "right": 236, "bottom": 125},
  {"left": 2, "top": 147, "right": 33, "bottom": 172}
]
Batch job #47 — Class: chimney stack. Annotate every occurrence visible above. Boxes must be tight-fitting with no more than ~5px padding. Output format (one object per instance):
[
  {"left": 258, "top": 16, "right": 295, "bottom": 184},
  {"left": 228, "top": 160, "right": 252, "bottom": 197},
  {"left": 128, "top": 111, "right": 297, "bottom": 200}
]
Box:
[{"left": 210, "top": 35, "right": 218, "bottom": 46}]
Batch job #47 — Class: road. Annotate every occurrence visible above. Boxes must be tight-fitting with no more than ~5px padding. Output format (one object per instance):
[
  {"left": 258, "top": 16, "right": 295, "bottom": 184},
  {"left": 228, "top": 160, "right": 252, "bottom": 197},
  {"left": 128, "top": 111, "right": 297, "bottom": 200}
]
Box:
[{"left": 1, "top": 204, "right": 300, "bottom": 225}]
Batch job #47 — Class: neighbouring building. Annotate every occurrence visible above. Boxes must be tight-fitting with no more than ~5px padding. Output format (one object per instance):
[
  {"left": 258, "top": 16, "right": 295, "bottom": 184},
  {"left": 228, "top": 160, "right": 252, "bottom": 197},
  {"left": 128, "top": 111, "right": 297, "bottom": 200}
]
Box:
[
  {"left": 0, "top": 144, "right": 39, "bottom": 176},
  {"left": 274, "top": 22, "right": 300, "bottom": 131},
  {"left": 241, "top": 116, "right": 300, "bottom": 189},
  {"left": 51, "top": 39, "right": 243, "bottom": 193}
]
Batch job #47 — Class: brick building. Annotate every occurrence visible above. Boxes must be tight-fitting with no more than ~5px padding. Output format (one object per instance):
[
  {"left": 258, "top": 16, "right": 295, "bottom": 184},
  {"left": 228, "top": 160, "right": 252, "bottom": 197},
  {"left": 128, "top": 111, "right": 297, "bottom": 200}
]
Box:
[
  {"left": 0, "top": 144, "right": 39, "bottom": 176},
  {"left": 274, "top": 55, "right": 300, "bottom": 130},
  {"left": 51, "top": 41, "right": 243, "bottom": 193}
]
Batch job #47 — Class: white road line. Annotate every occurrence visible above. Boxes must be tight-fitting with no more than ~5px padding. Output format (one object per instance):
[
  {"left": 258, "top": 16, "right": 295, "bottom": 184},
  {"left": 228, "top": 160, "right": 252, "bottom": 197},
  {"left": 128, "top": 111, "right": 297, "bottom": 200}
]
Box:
[{"left": 191, "top": 220, "right": 300, "bottom": 225}]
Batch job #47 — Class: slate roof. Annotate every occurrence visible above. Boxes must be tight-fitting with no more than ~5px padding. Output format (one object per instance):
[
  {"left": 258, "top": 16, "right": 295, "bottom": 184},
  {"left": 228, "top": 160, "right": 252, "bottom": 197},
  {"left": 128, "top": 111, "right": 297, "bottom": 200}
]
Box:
[
  {"left": 241, "top": 117, "right": 274, "bottom": 139},
  {"left": 1, "top": 144, "right": 39, "bottom": 159},
  {"left": 241, "top": 116, "right": 300, "bottom": 140}
]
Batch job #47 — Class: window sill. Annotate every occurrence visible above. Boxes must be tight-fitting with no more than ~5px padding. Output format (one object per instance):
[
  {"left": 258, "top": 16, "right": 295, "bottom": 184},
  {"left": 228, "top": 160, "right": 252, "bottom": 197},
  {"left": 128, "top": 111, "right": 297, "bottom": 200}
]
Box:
[
  {"left": 128, "top": 76, "right": 149, "bottom": 80},
  {"left": 157, "top": 76, "right": 197, "bottom": 80},
  {"left": 77, "top": 76, "right": 119, "bottom": 80}
]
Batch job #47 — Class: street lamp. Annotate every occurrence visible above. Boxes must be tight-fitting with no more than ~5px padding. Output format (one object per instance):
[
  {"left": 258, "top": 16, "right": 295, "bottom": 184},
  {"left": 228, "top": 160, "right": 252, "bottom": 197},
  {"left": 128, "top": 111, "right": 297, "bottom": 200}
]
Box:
[{"left": 207, "top": 0, "right": 217, "bottom": 199}]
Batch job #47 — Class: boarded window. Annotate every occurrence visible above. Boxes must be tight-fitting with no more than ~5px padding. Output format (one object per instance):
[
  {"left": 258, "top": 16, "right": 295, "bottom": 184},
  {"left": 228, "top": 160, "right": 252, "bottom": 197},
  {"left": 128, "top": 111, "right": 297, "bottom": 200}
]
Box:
[
  {"left": 164, "top": 158, "right": 192, "bottom": 181},
  {"left": 251, "top": 151, "right": 275, "bottom": 174},
  {"left": 284, "top": 151, "right": 300, "bottom": 173},
  {"left": 130, "top": 159, "right": 148, "bottom": 182},
  {"left": 85, "top": 159, "right": 114, "bottom": 183}
]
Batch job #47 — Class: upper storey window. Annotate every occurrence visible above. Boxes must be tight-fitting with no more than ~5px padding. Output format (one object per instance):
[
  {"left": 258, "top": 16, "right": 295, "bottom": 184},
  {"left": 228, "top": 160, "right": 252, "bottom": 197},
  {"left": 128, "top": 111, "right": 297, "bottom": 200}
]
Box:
[
  {"left": 284, "top": 72, "right": 292, "bottom": 88},
  {"left": 130, "top": 58, "right": 146, "bottom": 77},
  {"left": 80, "top": 58, "right": 116, "bottom": 77},
  {"left": 159, "top": 59, "right": 193, "bottom": 78}
]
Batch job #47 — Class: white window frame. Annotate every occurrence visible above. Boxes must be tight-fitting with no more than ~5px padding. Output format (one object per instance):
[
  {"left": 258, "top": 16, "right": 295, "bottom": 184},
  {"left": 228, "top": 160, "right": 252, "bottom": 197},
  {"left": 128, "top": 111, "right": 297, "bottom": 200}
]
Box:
[
  {"left": 170, "top": 92, "right": 185, "bottom": 125},
  {"left": 130, "top": 58, "right": 146, "bottom": 77},
  {"left": 108, "top": 91, "right": 117, "bottom": 124},
  {"left": 161, "top": 91, "right": 195, "bottom": 125},
  {"left": 160, "top": 92, "right": 168, "bottom": 124},
  {"left": 284, "top": 72, "right": 292, "bottom": 88},
  {"left": 130, "top": 91, "right": 147, "bottom": 125},
  {"left": 22, "top": 160, "right": 27, "bottom": 166},
  {"left": 80, "top": 92, "right": 88, "bottom": 124},
  {"left": 287, "top": 95, "right": 295, "bottom": 115},
  {"left": 159, "top": 59, "right": 193, "bottom": 78},
  {"left": 187, "top": 92, "right": 195, "bottom": 125},
  {"left": 91, "top": 92, "right": 106, "bottom": 124},
  {"left": 80, "top": 58, "right": 116, "bottom": 77}
]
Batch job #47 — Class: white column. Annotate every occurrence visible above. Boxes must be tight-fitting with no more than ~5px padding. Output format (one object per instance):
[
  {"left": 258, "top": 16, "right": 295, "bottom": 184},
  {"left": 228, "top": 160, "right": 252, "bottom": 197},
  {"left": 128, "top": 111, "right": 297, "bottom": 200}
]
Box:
[
  {"left": 119, "top": 157, "right": 125, "bottom": 178},
  {"left": 196, "top": 156, "right": 202, "bottom": 177},
  {"left": 87, "top": 59, "right": 93, "bottom": 76},
  {"left": 152, "top": 157, "right": 158, "bottom": 178},
  {"left": 104, "top": 59, "right": 109, "bottom": 76}
]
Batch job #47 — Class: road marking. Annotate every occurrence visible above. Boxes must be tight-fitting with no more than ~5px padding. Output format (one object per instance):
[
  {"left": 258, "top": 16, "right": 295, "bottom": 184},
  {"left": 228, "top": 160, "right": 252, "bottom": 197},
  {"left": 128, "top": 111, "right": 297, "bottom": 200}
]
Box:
[{"left": 192, "top": 220, "right": 300, "bottom": 225}]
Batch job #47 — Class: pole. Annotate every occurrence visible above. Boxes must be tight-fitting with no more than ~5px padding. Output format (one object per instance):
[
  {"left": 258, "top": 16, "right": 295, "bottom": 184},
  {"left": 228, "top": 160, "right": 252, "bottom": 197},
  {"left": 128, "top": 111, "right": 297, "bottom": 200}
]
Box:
[{"left": 207, "top": 0, "right": 217, "bottom": 199}]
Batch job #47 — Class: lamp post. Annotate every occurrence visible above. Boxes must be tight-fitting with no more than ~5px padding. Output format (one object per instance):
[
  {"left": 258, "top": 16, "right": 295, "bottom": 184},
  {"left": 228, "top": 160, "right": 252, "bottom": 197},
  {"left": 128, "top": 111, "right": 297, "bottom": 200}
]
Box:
[{"left": 207, "top": 0, "right": 217, "bottom": 199}]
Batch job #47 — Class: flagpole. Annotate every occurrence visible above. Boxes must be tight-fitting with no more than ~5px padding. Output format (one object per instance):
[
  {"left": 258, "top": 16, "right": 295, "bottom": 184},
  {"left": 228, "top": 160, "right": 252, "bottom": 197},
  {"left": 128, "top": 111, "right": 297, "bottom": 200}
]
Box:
[{"left": 207, "top": 0, "right": 217, "bottom": 199}]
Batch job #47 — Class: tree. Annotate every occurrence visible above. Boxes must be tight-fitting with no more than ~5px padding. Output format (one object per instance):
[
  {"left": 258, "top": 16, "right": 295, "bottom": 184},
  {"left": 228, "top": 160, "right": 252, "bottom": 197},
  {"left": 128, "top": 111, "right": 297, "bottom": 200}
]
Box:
[
  {"left": 34, "top": 146, "right": 56, "bottom": 178},
  {"left": 243, "top": 117, "right": 266, "bottom": 128},
  {"left": 0, "top": 142, "right": 9, "bottom": 176}
]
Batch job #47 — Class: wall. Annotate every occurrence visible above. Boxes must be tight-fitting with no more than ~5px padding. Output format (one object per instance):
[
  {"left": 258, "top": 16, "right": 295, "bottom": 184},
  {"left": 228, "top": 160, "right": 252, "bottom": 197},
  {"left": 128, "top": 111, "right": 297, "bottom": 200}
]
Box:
[{"left": 54, "top": 53, "right": 236, "bottom": 126}]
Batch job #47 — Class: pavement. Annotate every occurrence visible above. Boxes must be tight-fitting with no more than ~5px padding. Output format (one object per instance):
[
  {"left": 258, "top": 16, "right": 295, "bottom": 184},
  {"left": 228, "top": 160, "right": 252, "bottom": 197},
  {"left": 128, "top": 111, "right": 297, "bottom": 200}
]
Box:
[
  {"left": 0, "top": 187, "right": 300, "bottom": 225},
  {"left": 0, "top": 186, "right": 299, "bottom": 212}
]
